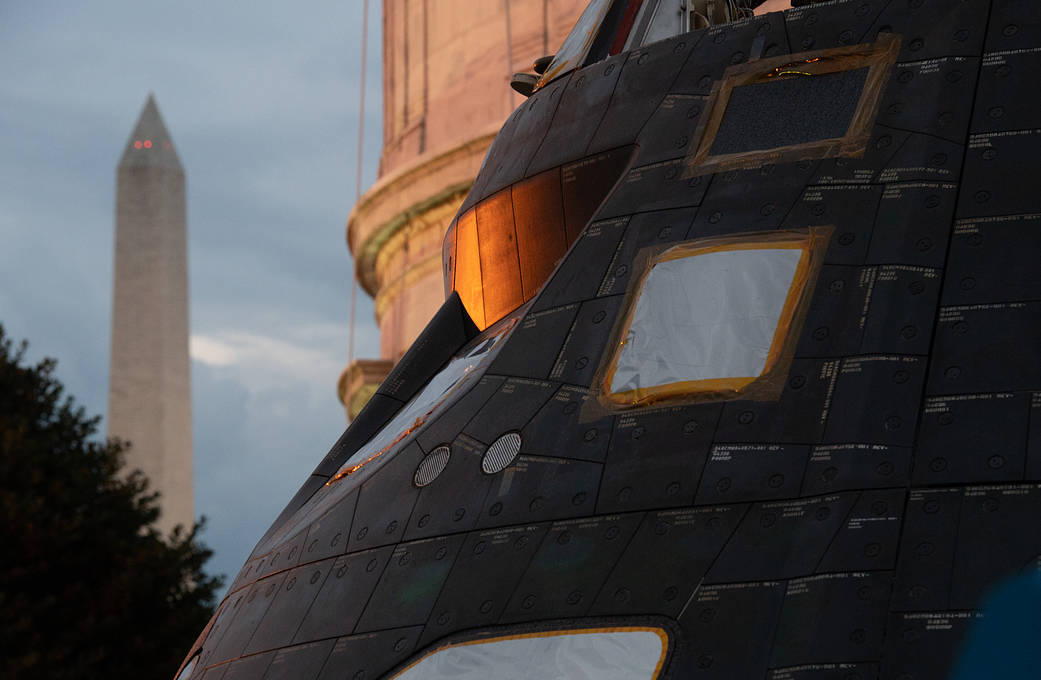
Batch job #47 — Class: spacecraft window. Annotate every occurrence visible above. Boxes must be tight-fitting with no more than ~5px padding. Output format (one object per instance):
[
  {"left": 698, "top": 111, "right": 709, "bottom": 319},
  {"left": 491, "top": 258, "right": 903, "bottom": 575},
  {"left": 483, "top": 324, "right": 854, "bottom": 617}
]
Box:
[
  {"left": 389, "top": 627, "right": 668, "bottom": 680},
  {"left": 331, "top": 318, "right": 516, "bottom": 481},
  {"left": 684, "top": 34, "right": 901, "bottom": 176},
  {"left": 535, "top": 0, "right": 613, "bottom": 88},
  {"left": 174, "top": 652, "right": 199, "bottom": 680},
  {"left": 601, "top": 230, "right": 827, "bottom": 407}
]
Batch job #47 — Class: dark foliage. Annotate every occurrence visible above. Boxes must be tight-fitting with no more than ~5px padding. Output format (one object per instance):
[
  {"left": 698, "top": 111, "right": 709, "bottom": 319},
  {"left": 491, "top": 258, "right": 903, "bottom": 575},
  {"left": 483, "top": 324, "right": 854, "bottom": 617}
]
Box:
[{"left": 0, "top": 325, "right": 222, "bottom": 680}]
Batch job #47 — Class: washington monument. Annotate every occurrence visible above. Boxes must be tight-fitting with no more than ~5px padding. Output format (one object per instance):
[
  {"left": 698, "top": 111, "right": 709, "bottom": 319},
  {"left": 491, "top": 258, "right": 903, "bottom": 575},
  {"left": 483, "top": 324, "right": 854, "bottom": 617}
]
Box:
[{"left": 108, "top": 94, "right": 193, "bottom": 535}]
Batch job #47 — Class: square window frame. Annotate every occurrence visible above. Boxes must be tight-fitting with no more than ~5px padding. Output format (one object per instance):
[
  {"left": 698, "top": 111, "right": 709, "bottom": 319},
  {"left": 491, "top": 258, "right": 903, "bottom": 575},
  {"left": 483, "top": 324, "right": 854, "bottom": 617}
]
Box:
[
  {"left": 387, "top": 622, "right": 673, "bottom": 680},
  {"left": 683, "top": 33, "right": 901, "bottom": 178},
  {"left": 596, "top": 227, "right": 832, "bottom": 410}
]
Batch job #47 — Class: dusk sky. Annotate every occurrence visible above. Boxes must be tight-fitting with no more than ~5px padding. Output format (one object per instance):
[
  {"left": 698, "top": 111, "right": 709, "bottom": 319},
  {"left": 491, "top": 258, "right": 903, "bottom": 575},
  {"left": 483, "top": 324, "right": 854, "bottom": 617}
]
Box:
[{"left": 0, "top": 1, "right": 384, "bottom": 587}]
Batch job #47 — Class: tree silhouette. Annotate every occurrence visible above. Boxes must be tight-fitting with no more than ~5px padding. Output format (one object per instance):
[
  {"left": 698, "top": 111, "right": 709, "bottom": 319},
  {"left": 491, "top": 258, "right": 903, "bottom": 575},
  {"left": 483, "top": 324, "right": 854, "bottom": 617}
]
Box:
[{"left": 0, "top": 324, "right": 222, "bottom": 680}]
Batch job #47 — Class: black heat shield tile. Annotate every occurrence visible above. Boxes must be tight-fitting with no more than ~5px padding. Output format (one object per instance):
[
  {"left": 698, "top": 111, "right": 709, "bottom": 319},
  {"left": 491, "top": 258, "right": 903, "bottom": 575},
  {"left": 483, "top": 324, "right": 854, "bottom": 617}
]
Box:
[
  {"left": 292, "top": 547, "right": 393, "bottom": 643},
  {"left": 595, "top": 207, "right": 695, "bottom": 297},
  {"left": 818, "top": 488, "right": 906, "bottom": 572},
  {"left": 417, "top": 523, "right": 549, "bottom": 648},
  {"left": 950, "top": 483, "right": 1041, "bottom": 609},
  {"left": 823, "top": 355, "right": 926, "bottom": 447},
  {"left": 1028, "top": 396, "right": 1041, "bottom": 481},
  {"left": 796, "top": 265, "right": 871, "bottom": 358},
  {"left": 859, "top": 265, "right": 942, "bottom": 355},
  {"left": 695, "top": 444, "right": 809, "bottom": 506},
  {"left": 867, "top": 181, "right": 957, "bottom": 268},
  {"left": 209, "top": 574, "right": 287, "bottom": 664},
  {"left": 672, "top": 15, "right": 791, "bottom": 95},
  {"left": 253, "top": 528, "right": 308, "bottom": 581},
  {"left": 766, "top": 663, "right": 879, "bottom": 680},
  {"left": 715, "top": 358, "right": 833, "bottom": 444},
  {"left": 475, "top": 454, "right": 601, "bottom": 529},
  {"left": 598, "top": 403, "right": 720, "bottom": 514},
  {"left": 588, "top": 33, "right": 700, "bottom": 155},
  {"left": 629, "top": 94, "right": 711, "bottom": 168},
  {"left": 356, "top": 533, "right": 466, "bottom": 632},
  {"left": 561, "top": 146, "right": 637, "bottom": 243},
  {"left": 526, "top": 53, "right": 625, "bottom": 176},
  {"left": 810, "top": 126, "right": 908, "bottom": 186},
  {"left": 221, "top": 653, "right": 274, "bottom": 680},
  {"left": 928, "top": 302, "right": 1041, "bottom": 394},
  {"left": 245, "top": 559, "right": 335, "bottom": 653},
  {"left": 199, "top": 664, "right": 228, "bottom": 680},
  {"left": 984, "top": 0, "right": 1041, "bottom": 50},
  {"left": 548, "top": 295, "right": 623, "bottom": 388},
  {"left": 690, "top": 162, "right": 821, "bottom": 240},
  {"left": 261, "top": 640, "right": 334, "bottom": 680},
  {"left": 958, "top": 128, "right": 1041, "bottom": 219},
  {"left": 881, "top": 610, "right": 980, "bottom": 680},
  {"left": 531, "top": 218, "right": 628, "bottom": 311},
  {"left": 250, "top": 475, "right": 329, "bottom": 559},
  {"left": 769, "top": 572, "right": 892, "bottom": 668},
  {"left": 314, "top": 628, "right": 423, "bottom": 680},
  {"left": 876, "top": 56, "right": 979, "bottom": 143},
  {"left": 591, "top": 504, "right": 747, "bottom": 618},
  {"left": 915, "top": 393, "right": 1030, "bottom": 486},
  {"left": 374, "top": 292, "right": 478, "bottom": 404},
  {"left": 875, "top": 127, "right": 964, "bottom": 184},
  {"left": 782, "top": 184, "right": 882, "bottom": 266},
  {"left": 675, "top": 580, "right": 786, "bottom": 680},
  {"left": 943, "top": 213, "right": 1041, "bottom": 306},
  {"left": 346, "top": 442, "right": 423, "bottom": 552},
  {"left": 521, "top": 384, "right": 614, "bottom": 463},
  {"left": 404, "top": 434, "right": 492, "bottom": 541},
  {"left": 866, "top": 0, "right": 989, "bottom": 60},
  {"left": 705, "top": 492, "right": 858, "bottom": 583},
  {"left": 972, "top": 49, "right": 1041, "bottom": 134},
  {"left": 488, "top": 307, "right": 579, "bottom": 381},
  {"left": 783, "top": 0, "right": 889, "bottom": 53},
  {"left": 802, "top": 444, "right": 911, "bottom": 496},
  {"left": 298, "top": 490, "right": 357, "bottom": 564},
  {"left": 500, "top": 513, "right": 643, "bottom": 623},
  {"left": 597, "top": 158, "right": 710, "bottom": 218},
  {"left": 468, "top": 75, "right": 571, "bottom": 204},
  {"left": 461, "top": 377, "right": 556, "bottom": 445},
  {"left": 416, "top": 375, "right": 506, "bottom": 451},
  {"left": 892, "top": 488, "right": 963, "bottom": 611}
]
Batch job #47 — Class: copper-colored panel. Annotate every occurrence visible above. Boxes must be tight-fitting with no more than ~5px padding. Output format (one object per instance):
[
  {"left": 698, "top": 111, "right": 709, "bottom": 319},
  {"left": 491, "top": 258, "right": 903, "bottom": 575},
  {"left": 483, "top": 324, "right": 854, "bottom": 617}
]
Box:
[
  {"left": 453, "top": 208, "right": 486, "bottom": 330},
  {"left": 442, "top": 217, "right": 457, "bottom": 298},
  {"left": 512, "top": 168, "right": 567, "bottom": 301},
  {"left": 476, "top": 188, "right": 524, "bottom": 326},
  {"left": 561, "top": 145, "right": 634, "bottom": 242}
]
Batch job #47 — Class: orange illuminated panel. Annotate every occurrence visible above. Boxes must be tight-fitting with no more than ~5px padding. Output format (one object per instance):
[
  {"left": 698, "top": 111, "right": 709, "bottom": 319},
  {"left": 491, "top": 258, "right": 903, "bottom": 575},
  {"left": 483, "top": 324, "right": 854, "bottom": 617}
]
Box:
[
  {"left": 476, "top": 189, "right": 524, "bottom": 326},
  {"left": 512, "top": 168, "right": 567, "bottom": 300},
  {"left": 453, "top": 209, "right": 485, "bottom": 330}
]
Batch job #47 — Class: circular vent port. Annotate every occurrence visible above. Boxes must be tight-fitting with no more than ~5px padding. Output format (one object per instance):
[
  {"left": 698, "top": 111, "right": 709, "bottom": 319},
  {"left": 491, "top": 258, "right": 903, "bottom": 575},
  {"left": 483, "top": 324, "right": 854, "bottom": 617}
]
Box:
[
  {"left": 481, "top": 432, "right": 522, "bottom": 474},
  {"left": 414, "top": 446, "right": 452, "bottom": 487}
]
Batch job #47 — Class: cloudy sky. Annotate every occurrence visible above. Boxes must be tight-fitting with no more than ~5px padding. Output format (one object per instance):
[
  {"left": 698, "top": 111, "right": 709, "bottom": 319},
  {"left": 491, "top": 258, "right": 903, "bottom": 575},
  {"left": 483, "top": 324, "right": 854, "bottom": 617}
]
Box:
[{"left": 0, "top": 1, "right": 384, "bottom": 587}]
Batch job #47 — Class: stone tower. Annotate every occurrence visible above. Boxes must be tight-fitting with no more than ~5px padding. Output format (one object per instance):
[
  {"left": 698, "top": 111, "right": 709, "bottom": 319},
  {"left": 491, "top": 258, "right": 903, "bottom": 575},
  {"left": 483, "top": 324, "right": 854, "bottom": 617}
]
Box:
[
  {"left": 108, "top": 94, "right": 193, "bottom": 535},
  {"left": 339, "top": 0, "right": 587, "bottom": 420}
]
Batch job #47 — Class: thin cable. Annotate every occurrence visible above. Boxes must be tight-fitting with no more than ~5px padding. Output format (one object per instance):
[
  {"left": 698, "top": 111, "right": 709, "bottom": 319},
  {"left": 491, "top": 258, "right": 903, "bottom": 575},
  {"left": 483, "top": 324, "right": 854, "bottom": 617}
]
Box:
[{"left": 348, "top": 0, "right": 369, "bottom": 365}]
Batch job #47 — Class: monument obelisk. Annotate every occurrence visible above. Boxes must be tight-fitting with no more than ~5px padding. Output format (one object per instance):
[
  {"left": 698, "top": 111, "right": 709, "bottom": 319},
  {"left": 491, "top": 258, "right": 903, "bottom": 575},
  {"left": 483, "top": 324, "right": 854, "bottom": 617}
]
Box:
[{"left": 108, "top": 94, "right": 193, "bottom": 535}]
